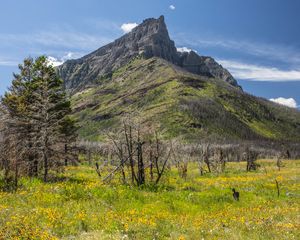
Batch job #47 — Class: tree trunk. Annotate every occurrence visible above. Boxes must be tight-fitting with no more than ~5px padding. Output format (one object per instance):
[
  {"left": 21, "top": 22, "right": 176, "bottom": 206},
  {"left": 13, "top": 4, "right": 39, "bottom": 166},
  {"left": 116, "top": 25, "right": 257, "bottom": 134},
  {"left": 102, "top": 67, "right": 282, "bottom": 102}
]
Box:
[
  {"left": 137, "top": 141, "right": 145, "bottom": 186},
  {"left": 120, "top": 147, "right": 126, "bottom": 183},
  {"left": 14, "top": 158, "right": 19, "bottom": 191},
  {"left": 43, "top": 151, "right": 48, "bottom": 182},
  {"left": 43, "top": 135, "right": 49, "bottom": 182},
  {"left": 124, "top": 124, "right": 136, "bottom": 184},
  {"left": 150, "top": 150, "right": 154, "bottom": 182},
  {"left": 64, "top": 143, "right": 68, "bottom": 166},
  {"left": 33, "top": 159, "right": 38, "bottom": 177}
]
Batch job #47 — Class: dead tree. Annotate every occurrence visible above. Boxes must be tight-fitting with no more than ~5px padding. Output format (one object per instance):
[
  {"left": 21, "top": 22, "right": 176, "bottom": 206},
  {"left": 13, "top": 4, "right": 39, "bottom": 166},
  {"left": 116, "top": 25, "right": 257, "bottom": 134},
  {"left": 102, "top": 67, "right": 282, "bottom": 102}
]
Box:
[
  {"left": 124, "top": 122, "right": 137, "bottom": 184},
  {"left": 276, "top": 156, "right": 284, "bottom": 171},
  {"left": 108, "top": 133, "right": 126, "bottom": 183},
  {"left": 180, "top": 163, "right": 188, "bottom": 180},
  {"left": 276, "top": 149, "right": 289, "bottom": 171},
  {"left": 275, "top": 179, "right": 280, "bottom": 197},
  {"left": 245, "top": 148, "right": 259, "bottom": 171},
  {"left": 218, "top": 148, "right": 226, "bottom": 173},
  {"left": 152, "top": 132, "right": 171, "bottom": 184},
  {"left": 170, "top": 141, "right": 190, "bottom": 179},
  {"left": 95, "top": 163, "right": 101, "bottom": 177},
  {"left": 102, "top": 119, "right": 170, "bottom": 185},
  {"left": 192, "top": 144, "right": 206, "bottom": 176},
  {"left": 149, "top": 140, "right": 154, "bottom": 182},
  {"left": 198, "top": 159, "right": 205, "bottom": 176},
  {"left": 203, "top": 144, "right": 211, "bottom": 173},
  {"left": 136, "top": 129, "right": 145, "bottom": 186},
  {"left": 0, "top": 105, "right": 28, "bottom": 191},
  {"left": 286, "top": 149, "right": 291, "bottom": 159}
]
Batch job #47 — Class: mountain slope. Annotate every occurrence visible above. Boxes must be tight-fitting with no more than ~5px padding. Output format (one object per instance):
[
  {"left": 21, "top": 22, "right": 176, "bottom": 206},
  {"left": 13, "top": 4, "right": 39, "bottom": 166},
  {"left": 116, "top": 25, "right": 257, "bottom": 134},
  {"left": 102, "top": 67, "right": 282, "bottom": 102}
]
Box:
[
  {"left": 57, "top": 16, "right": 240, "bottom": 92},
  {"left": 71, "top": 56, "right": 300, "bottom": 141},
  {"left": 57, "top": 16, "right": 300, "bottom": 142}
]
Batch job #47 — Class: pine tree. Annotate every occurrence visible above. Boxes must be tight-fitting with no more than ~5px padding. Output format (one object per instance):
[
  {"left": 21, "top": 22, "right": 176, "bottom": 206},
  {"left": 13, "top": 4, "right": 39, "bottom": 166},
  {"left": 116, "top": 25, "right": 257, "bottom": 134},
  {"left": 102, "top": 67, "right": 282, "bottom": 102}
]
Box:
[
  {"left": 1, "top": 58, "right": 36, "bottom": 188},
  {"left": 59, "top": 116, "right": 79, "bottom": 166},
  {"left": 30, "top": 56, "right": 73, "bottom": 181},
  {"left": 1, "top": 56, "right": 77, "bottom": 184}
]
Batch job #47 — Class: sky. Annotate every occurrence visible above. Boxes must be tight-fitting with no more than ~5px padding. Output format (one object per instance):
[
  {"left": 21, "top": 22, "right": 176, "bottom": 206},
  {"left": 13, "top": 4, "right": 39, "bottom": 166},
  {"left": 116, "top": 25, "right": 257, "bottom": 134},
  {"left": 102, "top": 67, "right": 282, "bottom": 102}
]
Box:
[{"left": 0, "top": 0, "right": 300, "bottom": 108}]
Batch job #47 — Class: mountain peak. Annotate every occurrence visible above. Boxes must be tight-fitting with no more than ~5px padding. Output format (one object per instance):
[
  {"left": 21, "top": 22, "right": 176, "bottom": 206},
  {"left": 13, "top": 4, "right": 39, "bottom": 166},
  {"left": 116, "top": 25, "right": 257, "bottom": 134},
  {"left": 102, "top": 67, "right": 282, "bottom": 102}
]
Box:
[
  {"left": 58, "top": 16, "right": 241, "bottom": 92},
  {"left": 141, "top": 15, "right": 165, "bottom": 25},
  {"left": 128, "top": 15, "right": 178, "bottom": 62},
  {"left": 139, "top": 15, "right": 168, "bottom": 38},
  {"left": 158, "top": 15, "right": 165, "bottom": 21}
]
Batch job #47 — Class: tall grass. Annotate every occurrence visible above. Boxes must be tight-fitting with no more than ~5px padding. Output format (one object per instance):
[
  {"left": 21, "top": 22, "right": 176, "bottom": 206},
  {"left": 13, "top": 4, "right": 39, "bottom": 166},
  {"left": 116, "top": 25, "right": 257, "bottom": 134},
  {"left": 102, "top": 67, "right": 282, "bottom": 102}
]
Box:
[{"left": 0, "top": 159, "right": 299, "bottom": 239}]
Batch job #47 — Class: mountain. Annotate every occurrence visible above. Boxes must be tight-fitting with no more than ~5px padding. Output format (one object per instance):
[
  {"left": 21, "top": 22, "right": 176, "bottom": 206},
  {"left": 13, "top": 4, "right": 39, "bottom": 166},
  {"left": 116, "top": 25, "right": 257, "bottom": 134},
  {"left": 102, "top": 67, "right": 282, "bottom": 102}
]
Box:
[
  {"left": 58, "top": 16, "right": 300, "bottom": 142},
  {"left": 57, "top": 16, "right": 240, "bottom": 92}
]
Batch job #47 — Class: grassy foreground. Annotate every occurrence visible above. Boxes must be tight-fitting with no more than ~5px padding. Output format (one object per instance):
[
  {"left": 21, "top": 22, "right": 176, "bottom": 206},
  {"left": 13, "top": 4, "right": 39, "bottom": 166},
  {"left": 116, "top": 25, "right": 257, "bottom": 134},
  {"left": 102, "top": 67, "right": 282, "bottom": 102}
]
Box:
[{"left": 0, "top": 160, "right": 299, "bottom": 240}]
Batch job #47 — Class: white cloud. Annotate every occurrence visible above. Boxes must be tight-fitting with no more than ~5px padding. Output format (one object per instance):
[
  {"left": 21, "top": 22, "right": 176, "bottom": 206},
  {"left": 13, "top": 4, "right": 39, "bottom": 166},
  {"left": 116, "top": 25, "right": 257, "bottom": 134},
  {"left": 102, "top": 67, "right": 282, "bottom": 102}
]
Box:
[
  {"left": 174, "top": 34, "right": 300, "bottom": 66},
  {"left": 0, "top": 31, "right": 113, "bottom": 51},
  {"left": 270, "top": 97, "right": 297, "bottom": 108},
  {"left": 120, "top": 23, "right": 138, "bottom": 34},
  {"left": 169, "top": 5, "right": 176, "bottom": 10},
  {"left": 47, "top": 52, "right": 82, "bottom": 67},
  {"left": 60, "top": 52, "right": 81, "bottom": 61},
  {"left": 47, "top": 56, "right": 64, "bottom": 67},
  {"left": 177, "top": 47, "right": 193, "bottom": 53},
  {"left": 0, "top": 59, "right": 18, "bottom": 66},
  {"left": 218, "top": 59, "right": 300, "bottom": 81}
]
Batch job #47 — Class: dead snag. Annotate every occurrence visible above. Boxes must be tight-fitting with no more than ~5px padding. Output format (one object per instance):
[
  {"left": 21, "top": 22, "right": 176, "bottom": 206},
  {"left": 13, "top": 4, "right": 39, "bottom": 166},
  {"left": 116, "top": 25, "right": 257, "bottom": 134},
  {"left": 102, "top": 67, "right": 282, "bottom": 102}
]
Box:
[{"left": 275, "top": 179, "right": 280, "bottom": 197}]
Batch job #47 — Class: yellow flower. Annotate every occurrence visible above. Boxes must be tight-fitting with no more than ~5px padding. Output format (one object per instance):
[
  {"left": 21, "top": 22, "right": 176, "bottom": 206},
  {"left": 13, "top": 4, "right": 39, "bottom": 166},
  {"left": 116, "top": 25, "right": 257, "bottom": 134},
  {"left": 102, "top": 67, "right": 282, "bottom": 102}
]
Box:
[
  {"left": 77, "top": 211, "right": 87, "bottom": 221},
  {"left": 124, "top": 223, "right": 129, "bottom": 231},
  {"left": 276, "top": 175, "right": 283, "bottom": 181}
]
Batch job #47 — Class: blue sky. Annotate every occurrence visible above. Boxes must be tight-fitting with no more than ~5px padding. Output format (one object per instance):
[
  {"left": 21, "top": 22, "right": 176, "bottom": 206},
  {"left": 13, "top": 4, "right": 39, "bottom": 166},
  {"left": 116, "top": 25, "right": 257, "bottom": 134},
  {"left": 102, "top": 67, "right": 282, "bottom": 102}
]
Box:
[{"left": 1, "top": 0, "right": 300, "bottom": 108}]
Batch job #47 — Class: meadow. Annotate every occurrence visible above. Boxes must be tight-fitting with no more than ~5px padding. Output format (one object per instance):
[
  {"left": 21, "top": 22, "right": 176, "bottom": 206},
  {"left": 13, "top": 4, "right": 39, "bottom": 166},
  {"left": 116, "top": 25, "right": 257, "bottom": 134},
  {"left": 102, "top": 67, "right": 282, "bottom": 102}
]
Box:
[{"left": 0, "top": 159, "right": 299, "bottom": 240}]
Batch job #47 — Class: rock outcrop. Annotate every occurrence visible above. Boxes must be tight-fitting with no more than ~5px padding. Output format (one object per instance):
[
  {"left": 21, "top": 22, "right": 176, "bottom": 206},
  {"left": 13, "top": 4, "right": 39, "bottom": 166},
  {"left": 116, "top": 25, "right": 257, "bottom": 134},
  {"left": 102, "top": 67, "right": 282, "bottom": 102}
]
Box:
[
  {"left": 177, "top": 51, "right": 240, "bottom": 88},
  {"left": 57, "top": 15, "right": 241, "bottom": 92}
]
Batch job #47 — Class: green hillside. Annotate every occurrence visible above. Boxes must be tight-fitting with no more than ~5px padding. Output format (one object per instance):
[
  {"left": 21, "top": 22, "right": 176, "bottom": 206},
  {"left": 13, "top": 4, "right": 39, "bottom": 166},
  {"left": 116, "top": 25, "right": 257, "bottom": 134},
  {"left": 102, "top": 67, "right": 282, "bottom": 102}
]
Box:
[{"left": 71, "top": 56, "right": 300, "bottom": 142}]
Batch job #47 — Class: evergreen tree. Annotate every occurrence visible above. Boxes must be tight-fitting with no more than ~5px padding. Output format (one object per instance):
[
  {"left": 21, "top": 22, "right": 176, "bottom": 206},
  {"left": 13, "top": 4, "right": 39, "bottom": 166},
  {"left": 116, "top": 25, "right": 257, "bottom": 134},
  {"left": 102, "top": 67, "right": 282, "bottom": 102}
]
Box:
[
  {"left": 1, "top": 58, "right": 35, "bottom": 187},
  {"left": 30, "top": 56, "right": 73, "bottom": 181},
  {"left": 60, "top": 116, "right": 79, "bottom": 166},
  {"left": 1, "top": 56, "right": 77, "bottom": 184}
]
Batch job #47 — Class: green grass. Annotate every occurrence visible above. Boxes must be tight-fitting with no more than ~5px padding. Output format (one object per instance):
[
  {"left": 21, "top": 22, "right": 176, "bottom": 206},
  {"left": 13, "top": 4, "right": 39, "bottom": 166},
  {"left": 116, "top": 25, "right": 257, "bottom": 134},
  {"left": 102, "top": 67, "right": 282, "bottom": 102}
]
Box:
[
  {"left": 0, "top": 159, "right": 299, "bottom": 239},
  {"left": 70, "top": 57, "right": 300, "bottom": 142}
]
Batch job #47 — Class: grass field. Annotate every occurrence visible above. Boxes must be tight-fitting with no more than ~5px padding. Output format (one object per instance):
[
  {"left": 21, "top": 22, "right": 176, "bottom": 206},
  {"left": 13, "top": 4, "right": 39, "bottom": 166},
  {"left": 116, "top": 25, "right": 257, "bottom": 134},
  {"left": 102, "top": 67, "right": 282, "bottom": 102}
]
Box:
[{"left": 0, "top": 159, "right": 299, "bottom": 240}]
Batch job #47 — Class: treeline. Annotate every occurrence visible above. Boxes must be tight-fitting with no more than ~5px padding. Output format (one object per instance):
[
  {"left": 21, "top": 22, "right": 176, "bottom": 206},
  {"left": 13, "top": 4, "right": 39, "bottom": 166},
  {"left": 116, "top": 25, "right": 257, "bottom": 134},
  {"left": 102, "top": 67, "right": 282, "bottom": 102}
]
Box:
[
  {"left": 0, "top": 57, "right": 78, "bottom": 190},
  {"left": 77, "top": 117, "right": 295, "bottom": 185}
]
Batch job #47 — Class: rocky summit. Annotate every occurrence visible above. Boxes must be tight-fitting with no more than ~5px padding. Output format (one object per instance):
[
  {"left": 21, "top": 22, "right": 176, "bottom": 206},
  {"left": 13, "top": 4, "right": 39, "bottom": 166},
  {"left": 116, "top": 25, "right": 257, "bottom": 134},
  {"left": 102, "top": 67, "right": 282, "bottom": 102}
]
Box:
[{"left": 57, "top": 16, "right": 240, "bottom": 92}]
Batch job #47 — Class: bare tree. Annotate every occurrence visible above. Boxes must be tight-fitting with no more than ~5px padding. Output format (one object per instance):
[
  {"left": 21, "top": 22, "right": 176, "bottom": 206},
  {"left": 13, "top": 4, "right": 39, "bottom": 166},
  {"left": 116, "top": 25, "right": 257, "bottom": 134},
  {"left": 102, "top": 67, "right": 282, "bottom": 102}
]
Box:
[
  {"left": 170, "top": 141, "right": 190, "bottom": 179},
  {"left": 203, "top": 144, "right": 211, "bottom": 173},
  {"left": 244, "top": 148, "right": 259, "bottom": 171},
  {"left": 102, "top": 117, "right": 170, "bottom": 185},
  {"left": 276, "top": 149, "right": 288, "bottom": 171},
  {"left": 0, "top": 105, "right": 27, "bottom": 190},
  {"left": 152, "top": 132, "right": 171, "bottom": 184}
]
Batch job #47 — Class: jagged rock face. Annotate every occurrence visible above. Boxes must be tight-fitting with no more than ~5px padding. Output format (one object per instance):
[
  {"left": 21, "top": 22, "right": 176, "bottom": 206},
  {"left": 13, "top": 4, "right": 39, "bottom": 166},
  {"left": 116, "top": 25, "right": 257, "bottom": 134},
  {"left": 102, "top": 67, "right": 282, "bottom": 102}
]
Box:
[
  {"left": 177, "top": 51, "right": 240, "bottom": 88},
  {"left": 57, "top": 15, "right": 241, "bottom": 92},
  {"left": 136, "top": 16, "right": 179, "bottom": 63}
]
